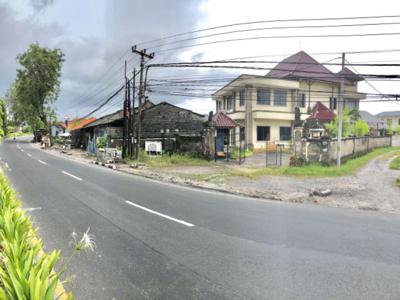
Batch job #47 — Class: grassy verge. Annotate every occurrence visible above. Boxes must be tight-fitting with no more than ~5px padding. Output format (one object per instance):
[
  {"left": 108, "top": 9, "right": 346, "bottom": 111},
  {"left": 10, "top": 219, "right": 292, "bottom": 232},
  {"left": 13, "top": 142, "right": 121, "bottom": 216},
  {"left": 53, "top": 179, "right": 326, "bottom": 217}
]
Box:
[
  {"left": 0, "top": 172, "right": 72, "bottom": 299},
  {"left": 227, "top": 147, "right": 400, "bottom": 179},
  {"left": 389, "top": 156, "right": 400, "bottom": 170},
  {"left": 130, "top": 151, "right": 211, "bottom": 168},
  {"left": 395, "top": 177, "right": 400, "bottom": 188}
]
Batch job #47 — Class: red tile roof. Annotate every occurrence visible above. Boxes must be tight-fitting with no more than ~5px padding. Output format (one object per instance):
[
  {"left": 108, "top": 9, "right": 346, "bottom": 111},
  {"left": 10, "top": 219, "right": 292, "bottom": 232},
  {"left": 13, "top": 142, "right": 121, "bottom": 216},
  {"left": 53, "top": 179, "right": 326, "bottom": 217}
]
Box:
[
  {"left": 306, "top": 101, "right": 336, "bottom": 121},
  {"left": 212, "top": 111, "right": 239, "bottom": 128}
]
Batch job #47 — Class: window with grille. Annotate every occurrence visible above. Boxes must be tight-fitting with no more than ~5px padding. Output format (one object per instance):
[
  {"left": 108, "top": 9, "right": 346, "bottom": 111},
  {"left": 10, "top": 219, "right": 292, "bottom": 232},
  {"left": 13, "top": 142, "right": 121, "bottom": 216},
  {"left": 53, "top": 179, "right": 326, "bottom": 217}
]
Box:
[
  {"left": 257, "top": 88, "right": 271, "bottom": 105},
  {"left": 239, "top": 90, "right": 245, "bottom": 106},
  {"left": 274, "top": 90, "right": 287, "bottom": 106}
]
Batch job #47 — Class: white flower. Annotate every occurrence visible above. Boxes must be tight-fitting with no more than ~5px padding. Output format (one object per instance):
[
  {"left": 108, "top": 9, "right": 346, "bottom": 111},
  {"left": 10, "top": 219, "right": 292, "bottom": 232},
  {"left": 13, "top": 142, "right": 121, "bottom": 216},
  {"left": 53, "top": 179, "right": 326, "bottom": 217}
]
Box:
[{"left": 70, "top": 228, "right": 96, "bottom": 254}]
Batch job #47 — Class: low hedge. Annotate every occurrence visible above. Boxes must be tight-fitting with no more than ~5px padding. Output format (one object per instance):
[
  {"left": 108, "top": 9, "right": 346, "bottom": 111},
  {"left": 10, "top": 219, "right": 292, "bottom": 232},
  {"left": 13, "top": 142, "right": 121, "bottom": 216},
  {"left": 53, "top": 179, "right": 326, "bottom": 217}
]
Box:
[{"left": 0, "top": 172, "right": 72, "bottom": 300}]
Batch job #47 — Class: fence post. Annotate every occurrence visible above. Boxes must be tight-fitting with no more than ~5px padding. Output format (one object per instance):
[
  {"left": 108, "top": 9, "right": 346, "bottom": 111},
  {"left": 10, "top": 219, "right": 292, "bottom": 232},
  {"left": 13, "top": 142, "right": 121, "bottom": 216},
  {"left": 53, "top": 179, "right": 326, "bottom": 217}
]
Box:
[
  {"left": 265, "top": 142, "right": 268, "bottom": 167},
  {"left": 280, "top": 146, "right": 282, "bottom": 166},
  {"left": 275, "top": 144, "right": 278, "bottom": 165},
  {"left": 214, "top": 136, "right": 217, "bottom": 162},
  {"left": 239, "top": 139, "right": 242, "bottom": 165}
]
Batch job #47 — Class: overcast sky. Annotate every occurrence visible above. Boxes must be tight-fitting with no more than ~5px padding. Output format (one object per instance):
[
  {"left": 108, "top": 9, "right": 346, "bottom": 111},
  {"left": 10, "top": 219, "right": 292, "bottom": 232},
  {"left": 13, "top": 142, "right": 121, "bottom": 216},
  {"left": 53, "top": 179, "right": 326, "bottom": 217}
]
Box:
[{"left": 1, "top": 0, "right": 399, "bottom": 119}]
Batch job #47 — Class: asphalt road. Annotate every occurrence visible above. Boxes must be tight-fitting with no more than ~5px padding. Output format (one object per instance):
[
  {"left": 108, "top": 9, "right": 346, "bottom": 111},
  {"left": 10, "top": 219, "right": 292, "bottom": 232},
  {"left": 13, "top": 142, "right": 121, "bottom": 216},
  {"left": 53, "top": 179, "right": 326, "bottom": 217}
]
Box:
[{"left": 1, "top": 137, "right": 400, "bottom": 299}]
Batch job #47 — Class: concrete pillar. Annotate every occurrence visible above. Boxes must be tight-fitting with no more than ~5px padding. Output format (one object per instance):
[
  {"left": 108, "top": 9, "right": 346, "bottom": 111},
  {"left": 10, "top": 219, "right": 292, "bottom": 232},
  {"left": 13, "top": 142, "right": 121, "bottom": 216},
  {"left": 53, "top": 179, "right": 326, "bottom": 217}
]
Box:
[{"left": 245, "top": 85, "right": 254, "bottom": 149}]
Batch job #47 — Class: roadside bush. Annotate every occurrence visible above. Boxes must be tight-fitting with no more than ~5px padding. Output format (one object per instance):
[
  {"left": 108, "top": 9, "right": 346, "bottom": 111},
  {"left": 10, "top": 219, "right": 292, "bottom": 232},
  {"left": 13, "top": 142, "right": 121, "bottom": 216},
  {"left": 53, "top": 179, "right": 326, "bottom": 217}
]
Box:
[
  {"left": 289, "top": 155, "right": 305, "bottom": 167},
  {"left": 396, "top": 127, "right": 400, "bottom": 135},
  {"left": 96, "top": 136, "right": 107, "bottom": 149},
  {"left": 350, "top": 119, "right": 369, "bottom": 137},
  {"left": 0, "top": 172, "right": 73, "bottom": 300}
]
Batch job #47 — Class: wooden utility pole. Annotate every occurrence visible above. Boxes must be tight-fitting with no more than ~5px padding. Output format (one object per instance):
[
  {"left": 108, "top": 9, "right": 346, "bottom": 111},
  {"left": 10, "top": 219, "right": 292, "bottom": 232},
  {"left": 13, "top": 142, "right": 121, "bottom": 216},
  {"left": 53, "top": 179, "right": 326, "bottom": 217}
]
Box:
[
  {"left": 337, "top": 52, "right": 345, "bottom": 166},
  {"left": 131, "top": 45, "right": 154, "bottom": 159}
]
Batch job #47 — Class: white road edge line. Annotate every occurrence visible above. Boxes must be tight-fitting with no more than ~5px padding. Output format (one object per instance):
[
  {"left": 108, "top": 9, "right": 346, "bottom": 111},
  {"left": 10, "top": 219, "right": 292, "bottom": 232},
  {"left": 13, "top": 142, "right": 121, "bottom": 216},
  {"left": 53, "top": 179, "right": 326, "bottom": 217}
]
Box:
[
  {"left": 125, "top": 200, "right": 194, "bottom": 227},
  {"left": 38, "top": 160, "right": 47, "bottom": 165},
  {"left": 61, "top": 171, "right": 83, "bottom": 181},
  {"left": 27, "top": 153, "right": 32, "bottom": 157}
]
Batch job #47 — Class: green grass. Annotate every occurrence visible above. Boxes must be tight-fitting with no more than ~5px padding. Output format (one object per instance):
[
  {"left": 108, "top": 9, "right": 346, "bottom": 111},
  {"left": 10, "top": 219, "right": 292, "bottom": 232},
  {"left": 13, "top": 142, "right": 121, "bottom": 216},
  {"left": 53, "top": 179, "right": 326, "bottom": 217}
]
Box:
[
  {"left": 389, "top": 156, "right": 400, "bottom": 170},
  {"left": 230, "top": 147, "right": 253, "bottom": 160},
  {"left": 395, "top": 177, "right": 400, "bottom": 188},
  {"left": 130, "top": 151, "right": 211, "bottom": 168},
  {"left": 227, "top": 147, "right": 400, "bottom": 179}
]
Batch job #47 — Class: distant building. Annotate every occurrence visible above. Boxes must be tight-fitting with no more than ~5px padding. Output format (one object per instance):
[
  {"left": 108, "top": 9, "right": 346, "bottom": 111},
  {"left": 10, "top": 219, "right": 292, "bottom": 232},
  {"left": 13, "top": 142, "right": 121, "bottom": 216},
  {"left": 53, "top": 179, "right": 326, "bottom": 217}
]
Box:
[
  {"left": 359, "top": 111, "right": 386, "bottom": 135},
  {"left": 376, "top": 111, "right": 400, "bottom": 130},
  {"left": 212, "top": 51, "right": 365, "bottom": 150}
]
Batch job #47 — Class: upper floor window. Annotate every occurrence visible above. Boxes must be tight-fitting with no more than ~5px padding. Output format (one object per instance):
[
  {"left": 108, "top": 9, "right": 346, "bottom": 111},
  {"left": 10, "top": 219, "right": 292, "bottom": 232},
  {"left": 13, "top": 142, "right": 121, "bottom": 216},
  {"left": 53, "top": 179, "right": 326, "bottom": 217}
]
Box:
[
  {"left": 274, "top": 90, "right": 287, "bottom": 106},
  {"left": 257, "top": 88, "right": 271, "bottom": 105},
  {"left": 297, "top": 92, "right": 306, "bottom": 108},
  {"left": 329, "top": 97, "right": 337, "bottom": 110},
  {"left": 227, "top": 95, "right": 233, "bottom": 111},
  {"left": 239, "top": 90, "right": 245, "bottom": 106},
  {"left": 345, "top": 98, "right": 357, "bottom": 111},
  {"left": 216, "top": 100, "right": 222, "bottom": 111}
]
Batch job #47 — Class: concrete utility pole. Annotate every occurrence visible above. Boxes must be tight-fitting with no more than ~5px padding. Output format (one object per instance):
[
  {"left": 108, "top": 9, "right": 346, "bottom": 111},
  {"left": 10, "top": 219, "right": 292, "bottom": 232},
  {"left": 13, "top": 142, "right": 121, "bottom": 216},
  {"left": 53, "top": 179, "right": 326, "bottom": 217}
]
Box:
[
  {"left": 130, "top": 68, "right": 136, "bottom": 159},
  {"left": 337, "top": 52, "right": 345, "bottom": 166},
  {"left": 131, "top": 45, "right": 154, "bottom": 159},
  {"left": 122, "top": 60, "right": 128, "bottom": 158}
]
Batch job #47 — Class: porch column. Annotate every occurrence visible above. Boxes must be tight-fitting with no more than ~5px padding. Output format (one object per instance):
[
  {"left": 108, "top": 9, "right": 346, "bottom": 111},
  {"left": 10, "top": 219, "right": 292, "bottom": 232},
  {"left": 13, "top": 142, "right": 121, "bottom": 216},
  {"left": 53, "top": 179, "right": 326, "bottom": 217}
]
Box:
[{"left": 245, "top": 85, "right": 254, "bottom": 149}]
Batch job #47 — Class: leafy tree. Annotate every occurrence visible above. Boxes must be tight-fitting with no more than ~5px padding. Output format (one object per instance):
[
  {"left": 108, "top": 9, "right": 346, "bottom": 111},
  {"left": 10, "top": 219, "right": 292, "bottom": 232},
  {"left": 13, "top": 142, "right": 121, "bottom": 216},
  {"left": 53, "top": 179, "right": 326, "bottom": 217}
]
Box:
[
  {"left": 7, "top": 43, "right": 64, "bottom": 141},
  {"left": 0, "top": 99, "right": 7, "bottom": 138},
  {"left": 326, "top": 107, "right": 351, "bottom": 138},
  {"left": 351, "top": 119, "right": 369, "bottom": 136}
]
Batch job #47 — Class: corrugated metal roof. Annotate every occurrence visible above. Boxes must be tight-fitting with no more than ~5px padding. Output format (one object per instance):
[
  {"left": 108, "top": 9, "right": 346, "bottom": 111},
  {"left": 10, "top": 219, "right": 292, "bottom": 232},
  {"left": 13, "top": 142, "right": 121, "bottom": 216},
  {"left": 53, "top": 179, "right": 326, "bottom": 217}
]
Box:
[
  {"left": 306, "top": 101, "right": 336, "bottom": 121},
  {"left": 212, "top": 111, "right": 239, "bottom": 128},
  {"left": 68, "top": 117, "right": 97, "bottom": 131},
  {"left": 376, "top": 111, "right": 400, "bottom": 117}
]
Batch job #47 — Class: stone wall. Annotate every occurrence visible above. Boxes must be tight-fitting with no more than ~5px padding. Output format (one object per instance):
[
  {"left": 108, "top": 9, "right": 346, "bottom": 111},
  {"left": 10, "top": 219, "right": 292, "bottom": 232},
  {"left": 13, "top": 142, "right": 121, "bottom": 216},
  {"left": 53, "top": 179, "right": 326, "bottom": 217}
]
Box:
[{"left": 298, "top": 136, "right": 392, "bottom": 165}]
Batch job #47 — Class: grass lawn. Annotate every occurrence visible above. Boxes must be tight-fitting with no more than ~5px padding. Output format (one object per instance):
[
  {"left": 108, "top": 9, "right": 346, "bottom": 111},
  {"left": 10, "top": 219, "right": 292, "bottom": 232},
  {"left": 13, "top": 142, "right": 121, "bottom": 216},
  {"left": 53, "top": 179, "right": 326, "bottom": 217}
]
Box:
[
  {"left": 130, "top": 151, "right": 211, "bottom": 168},
  {"left": 227, "top": 147, "right": 400, "bottom": 179},
  {"left": 395, "top": 177, "right": 400, "bottom": 188},
  {"left": 389, "top": 155, "right": 400, "bottom": 170}
]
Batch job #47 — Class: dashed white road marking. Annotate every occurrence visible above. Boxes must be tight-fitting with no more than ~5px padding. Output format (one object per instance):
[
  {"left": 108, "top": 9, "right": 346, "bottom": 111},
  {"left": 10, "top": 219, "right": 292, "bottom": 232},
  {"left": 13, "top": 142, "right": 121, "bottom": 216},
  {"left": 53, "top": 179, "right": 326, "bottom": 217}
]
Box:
[
  {"left": 61, "top": 171, "right": 82, "bottom": 181},
  {"left": 27, "top": 153, "right": 32, "bottom": 157},
  {"left": 21, "top": 149, "right": 25, "bottom": 153},
  {"left": 38, "top": 160, "right": 47, "bottom": 165},
  {"left": 125, "top": 200, "right": 194, "bottom": 227}
]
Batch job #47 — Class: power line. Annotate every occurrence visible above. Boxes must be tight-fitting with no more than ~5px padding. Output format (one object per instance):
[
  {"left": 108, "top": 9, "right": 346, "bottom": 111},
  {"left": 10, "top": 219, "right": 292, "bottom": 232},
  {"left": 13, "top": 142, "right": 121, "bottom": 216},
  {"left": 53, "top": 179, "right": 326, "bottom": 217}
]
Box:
[
  {"left": 155, "top": 32, "right": 400, "bottom": 53},
  {"left": 149, "top": 21, "right": 400, "bottom": 49},
  {"left": 136, "top": 14, "right": 400, "bottom": 47}
]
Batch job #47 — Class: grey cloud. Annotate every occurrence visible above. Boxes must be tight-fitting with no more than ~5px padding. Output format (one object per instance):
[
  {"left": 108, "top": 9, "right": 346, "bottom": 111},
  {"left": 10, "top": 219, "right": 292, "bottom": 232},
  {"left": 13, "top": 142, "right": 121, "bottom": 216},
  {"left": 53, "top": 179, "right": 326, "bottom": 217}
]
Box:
[
  {"left": 30, "top": 0, "right": 54, "bottom": 11},
  {"left": 1, "top": 0, "right": 220, "bottom": 119},
  {"left": 0, "top": 2, "right": 62, "bottom": 99}
]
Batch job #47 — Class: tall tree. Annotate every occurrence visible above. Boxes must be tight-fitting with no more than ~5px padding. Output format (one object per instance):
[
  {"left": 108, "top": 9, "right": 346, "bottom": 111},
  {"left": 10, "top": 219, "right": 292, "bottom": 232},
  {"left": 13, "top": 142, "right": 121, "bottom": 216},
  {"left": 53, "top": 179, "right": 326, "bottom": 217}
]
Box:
[
  {"left": 9, "top": 43, "right": 64, "bottom": 141},
  {"left": 0, "top": 99, "right": 7, "bottom": 138}
]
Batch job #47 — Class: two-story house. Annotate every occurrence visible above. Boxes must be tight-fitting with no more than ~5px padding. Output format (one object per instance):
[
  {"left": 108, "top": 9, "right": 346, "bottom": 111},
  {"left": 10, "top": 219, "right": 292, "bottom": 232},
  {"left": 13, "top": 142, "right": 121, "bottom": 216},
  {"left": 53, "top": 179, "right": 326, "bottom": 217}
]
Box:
[{"left": 212, "top": 51, "right": 365, "bottom": 150}]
